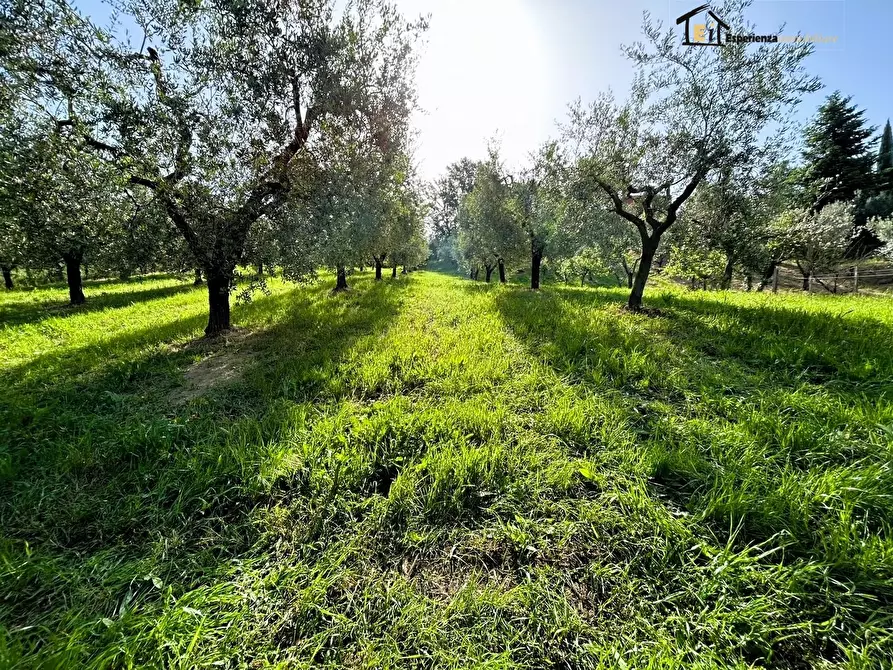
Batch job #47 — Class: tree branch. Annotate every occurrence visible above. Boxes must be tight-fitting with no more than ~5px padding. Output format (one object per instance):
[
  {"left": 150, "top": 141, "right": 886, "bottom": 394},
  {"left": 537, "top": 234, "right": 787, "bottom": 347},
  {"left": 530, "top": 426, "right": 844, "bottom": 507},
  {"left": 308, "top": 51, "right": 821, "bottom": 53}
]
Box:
[
  {"left": 661, "top": 167, "right": 708, "bottom": 234},
  {"left": 593, "top": 177, "right": 648, "bottom": 238},
  {"left": 129, "top": 175, "right": 159, "bottom": 189}
]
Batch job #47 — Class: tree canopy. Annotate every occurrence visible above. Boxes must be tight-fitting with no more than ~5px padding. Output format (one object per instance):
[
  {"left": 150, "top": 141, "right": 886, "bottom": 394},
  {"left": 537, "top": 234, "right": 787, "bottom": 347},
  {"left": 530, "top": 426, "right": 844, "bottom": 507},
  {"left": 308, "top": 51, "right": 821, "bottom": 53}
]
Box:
[{"left": 1, "top": 0, "right": 426, "bottom": 330}]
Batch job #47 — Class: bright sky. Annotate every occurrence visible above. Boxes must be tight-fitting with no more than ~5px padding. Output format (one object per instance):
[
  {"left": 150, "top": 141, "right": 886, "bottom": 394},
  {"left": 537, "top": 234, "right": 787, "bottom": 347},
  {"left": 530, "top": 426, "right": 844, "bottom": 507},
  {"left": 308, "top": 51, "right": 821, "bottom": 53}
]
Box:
[
  {"left": 76, "top": 0, "right": 893, "bottom": 182},
  {"left": 397, "top": 0, "right": 893, "bottom": 181}
]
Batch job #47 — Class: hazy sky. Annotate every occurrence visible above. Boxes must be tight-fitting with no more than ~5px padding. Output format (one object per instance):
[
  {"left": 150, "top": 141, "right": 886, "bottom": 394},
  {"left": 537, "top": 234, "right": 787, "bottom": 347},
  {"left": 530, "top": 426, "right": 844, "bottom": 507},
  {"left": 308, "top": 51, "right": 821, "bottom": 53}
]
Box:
[{"left": 396, "top": 0, "right": 893, "bottom": 181}]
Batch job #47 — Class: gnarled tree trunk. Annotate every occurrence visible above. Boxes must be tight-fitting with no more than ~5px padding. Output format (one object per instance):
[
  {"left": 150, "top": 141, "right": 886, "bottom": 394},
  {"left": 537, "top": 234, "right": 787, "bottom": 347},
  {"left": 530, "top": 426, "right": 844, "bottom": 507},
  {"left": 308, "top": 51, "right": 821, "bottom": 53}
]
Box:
[
  {"left": 497, "top": 258, "right": 506, "bottom": 283},
  {"left": 627, "top": 237, "right": 659, "bottom": 311},
  {"left": 485, "top": 264, "right": 494, "bottom": 282},
  {"left": 205, "top": 268, "right": 232, "bottom": 336},
  {"left": 2, "top": 265, "right": 12, "bottom": 290},
  {"left": 530, "top": 246, "right": 543, "bottom": 290},
  {"left": 797, "top": 262, "right": 811, "bottom": 291},
  {"left": 63, "top": 252, "right": 85, "bottom": 305},
  {"left": 335, "top": 266, "right": 348, "bottom": 291},
  {"left": 194, "top": 268, "right": 203, "bottom": 285},
  {"left": 756, "top": 261, "right": 777, "bottom": 292},
  {"left": 392, "top": 265, "right": 397, "bottom": 278},
  {"left": 721, "top": 254, "right": 734, "bottom": 290},
  {"left": 374, "top": 256, "right": 383, "bottom": 280},
  {"left": 620, "top": 256, "right": 637, "bottom": 288}
]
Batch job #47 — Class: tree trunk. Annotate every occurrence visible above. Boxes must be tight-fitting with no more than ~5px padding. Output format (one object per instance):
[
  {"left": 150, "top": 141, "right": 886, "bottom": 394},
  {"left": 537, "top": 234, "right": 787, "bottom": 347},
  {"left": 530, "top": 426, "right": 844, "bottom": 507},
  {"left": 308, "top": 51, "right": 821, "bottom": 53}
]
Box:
[
  {"left": 485, "top": 265, "right": 494, "bottom": 282},
  {"left": 63, "top": 253, "right": 86, "bottom": 305},
  {"left": 335, "top": 266, "right": 348, "bottom": 291},
  {"left": 194, "top": 268, "right": 203, "bottom": 285},
  {"left": 756, "top": 261, "right": 777, "bottom": 292},
  {"left": 2, "top": 265, "right": 12, "bottom": 290},
  {"left": 392, "top": 265, "right": 397, "bottom": 278},
  {"left": 498, "top": 258, "right": 506, "bottom": 283},
  {"left": 621, "top": 257, "right": 634, "bottom": 288},
  {"left": 745, "top": 274, "right": 753, "bottom": 291},
  {"left": 721, "top": 255, "right": 734, "bottom": 290},
  {"left": 402, "top": 266, "right": 408, "bottom": 275},
  {"left": 802, "top": 271, "right": 810, "bottom": 292},
  {"left": 472, "top": 267, "right": 480, "bottom": 281},
  {"left": 256, "top": 261, "right": 264, "bottom": 276},
  {"left": 374, "top": 258, "right": 383, "bottom": 280},
  {"left": 205, "top": 269, "right": 232, "bottom": 336},
  {"left": 531, "top": 247, "right": 543, "bottom": 290},
  {"left": 627, "top": 237, "right": 659, "bottom": 311}
]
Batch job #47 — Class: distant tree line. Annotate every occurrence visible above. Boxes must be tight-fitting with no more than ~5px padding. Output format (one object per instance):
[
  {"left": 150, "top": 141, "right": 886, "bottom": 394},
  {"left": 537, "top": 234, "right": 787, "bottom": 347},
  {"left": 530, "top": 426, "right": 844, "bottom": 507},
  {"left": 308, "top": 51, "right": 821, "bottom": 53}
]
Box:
[{"left": 5, "top": 0, "right": 893, "bottom": 328}]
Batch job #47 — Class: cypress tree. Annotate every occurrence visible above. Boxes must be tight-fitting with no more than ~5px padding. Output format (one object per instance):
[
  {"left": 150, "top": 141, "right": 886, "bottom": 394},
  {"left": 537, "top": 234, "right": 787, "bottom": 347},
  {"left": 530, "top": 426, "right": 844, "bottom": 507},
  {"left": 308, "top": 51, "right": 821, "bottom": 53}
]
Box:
[{"left": 879, "top": 119, "right": 893, "bottom": 173}]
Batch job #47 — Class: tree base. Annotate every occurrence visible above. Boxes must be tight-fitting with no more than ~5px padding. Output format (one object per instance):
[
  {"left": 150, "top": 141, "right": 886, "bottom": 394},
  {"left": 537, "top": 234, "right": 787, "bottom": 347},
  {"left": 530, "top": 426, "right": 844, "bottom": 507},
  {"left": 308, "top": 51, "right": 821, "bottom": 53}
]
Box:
[
  {"left": 623, "top": 304, "right": 664, "bottom": 317},
  {"left": 202, "top": 330, "right": 231, "bottom": 341},
  {"left": 202, "top": 324, "right": 247, "bottom": 341}
]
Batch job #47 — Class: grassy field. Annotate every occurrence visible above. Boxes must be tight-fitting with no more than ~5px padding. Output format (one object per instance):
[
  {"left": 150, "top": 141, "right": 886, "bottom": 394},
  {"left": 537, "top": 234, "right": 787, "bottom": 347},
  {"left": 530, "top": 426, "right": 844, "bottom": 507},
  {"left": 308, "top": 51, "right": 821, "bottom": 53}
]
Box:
[{"left": 1, "top": 270, "right": 892, "bottom": 669}]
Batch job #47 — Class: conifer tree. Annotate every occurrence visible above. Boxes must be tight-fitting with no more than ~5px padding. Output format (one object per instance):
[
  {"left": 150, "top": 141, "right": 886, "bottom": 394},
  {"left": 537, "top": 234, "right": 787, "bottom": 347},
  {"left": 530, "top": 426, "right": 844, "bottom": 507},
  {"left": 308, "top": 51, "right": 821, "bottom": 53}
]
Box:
[
  {"left": 798, "top": 92, "right": 875, "bottom": 209},
  {"left": 879, "top": 120, "right": 893, "bottom": 173}
]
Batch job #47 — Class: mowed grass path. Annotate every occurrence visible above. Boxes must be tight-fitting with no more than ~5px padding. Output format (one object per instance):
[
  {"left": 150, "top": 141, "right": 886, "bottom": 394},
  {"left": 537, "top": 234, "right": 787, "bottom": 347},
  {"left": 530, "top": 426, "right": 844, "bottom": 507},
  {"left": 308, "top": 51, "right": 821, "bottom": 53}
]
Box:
[{"left": 1, "top": 271, "right": 892, "bottom": 668}]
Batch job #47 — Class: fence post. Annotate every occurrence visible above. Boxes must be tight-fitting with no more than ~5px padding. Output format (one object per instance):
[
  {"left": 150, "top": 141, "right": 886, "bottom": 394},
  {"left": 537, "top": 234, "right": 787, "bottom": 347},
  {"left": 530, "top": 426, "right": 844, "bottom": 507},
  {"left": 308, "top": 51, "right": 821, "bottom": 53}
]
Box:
[
  {"left": 772, "top": 266, "right": 779, "bottom": 293},
  {"left": 854, "top": 266, "right": 859, "bottom": 294}
]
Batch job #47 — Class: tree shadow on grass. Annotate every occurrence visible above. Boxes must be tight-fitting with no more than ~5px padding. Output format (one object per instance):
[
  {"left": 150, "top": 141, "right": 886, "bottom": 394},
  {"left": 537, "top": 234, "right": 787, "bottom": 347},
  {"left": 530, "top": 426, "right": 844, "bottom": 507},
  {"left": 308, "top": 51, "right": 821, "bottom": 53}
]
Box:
[
  {"left": 655, "top": 291, "right": 893, "bottom": 388},
  {"left": 0, "top": 275, "right": 411, "bottom": 657},
  {"left": 497, "top": 283, "right": 893, "bottom": 395},
  {"left": 494, "top": 280, "right": 893, "bottom": 459},
  {"left": 492, "top": 283, "right": 893, "bottom": 604},
  {"left": 0, "top": 277, "right": 201, "bottom": 328}
]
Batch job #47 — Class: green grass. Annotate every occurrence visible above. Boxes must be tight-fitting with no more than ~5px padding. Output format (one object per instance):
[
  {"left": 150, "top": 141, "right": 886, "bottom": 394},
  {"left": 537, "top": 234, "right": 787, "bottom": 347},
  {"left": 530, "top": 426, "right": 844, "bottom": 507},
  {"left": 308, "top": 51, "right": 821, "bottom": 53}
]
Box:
[{"left": 1, "top": 270, "right": 892, "bottom": 668}]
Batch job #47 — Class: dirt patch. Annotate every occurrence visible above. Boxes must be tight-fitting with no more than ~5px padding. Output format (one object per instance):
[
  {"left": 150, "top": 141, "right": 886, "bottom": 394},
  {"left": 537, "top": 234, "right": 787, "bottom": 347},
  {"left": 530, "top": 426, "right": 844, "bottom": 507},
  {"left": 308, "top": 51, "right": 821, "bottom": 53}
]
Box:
[{"left": 169, "top": 328, "right": 258, "bottom": 404}]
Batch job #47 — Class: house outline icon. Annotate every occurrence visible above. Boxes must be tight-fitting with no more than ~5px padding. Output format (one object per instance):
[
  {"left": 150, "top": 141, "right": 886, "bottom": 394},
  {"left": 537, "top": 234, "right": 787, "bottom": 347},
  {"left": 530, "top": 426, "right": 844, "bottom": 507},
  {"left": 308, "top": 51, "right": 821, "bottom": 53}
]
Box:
[{"left": 676, "top": 4, "right": 730, "bottom": 46}]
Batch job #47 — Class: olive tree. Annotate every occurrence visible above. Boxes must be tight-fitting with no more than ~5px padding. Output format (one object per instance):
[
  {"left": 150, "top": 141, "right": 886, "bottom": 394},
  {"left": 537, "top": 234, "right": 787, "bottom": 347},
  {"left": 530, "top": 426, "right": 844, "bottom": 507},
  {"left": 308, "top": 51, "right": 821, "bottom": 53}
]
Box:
[
  {"left": 868, "top": 216, "right": 893, "bottom": 259},
  {"left": 673, "top": 165, "right": 783, "bottom": 289},
  {"left": 563, "top": 0, "right": 819, "bottom": 310},
  {"left": 428, "top": 158, "right": 479, "bottom": 262},
  {"left": 3, "top": 123, "right": 128, "bottom": 303},
  {"left": 456, "top": 150, "right": 525, "bottom": 282},
  {"left": 779, "top": 201, "right": 855, "bottom": 290},
  {"left": 0, "top": 118, "right": 26, "bottom": 290},
  {"left": 2, "top": 0, "right": 424, "bottom": 333},
  {"left": 386, "top": 168, "right": 428, "bottom": 276},
  {"left": 0, "top": 210, "right": 22, "bottom": 290},
  {"left": 512, "top": 143, "right": 570, "bottom": 289}
]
